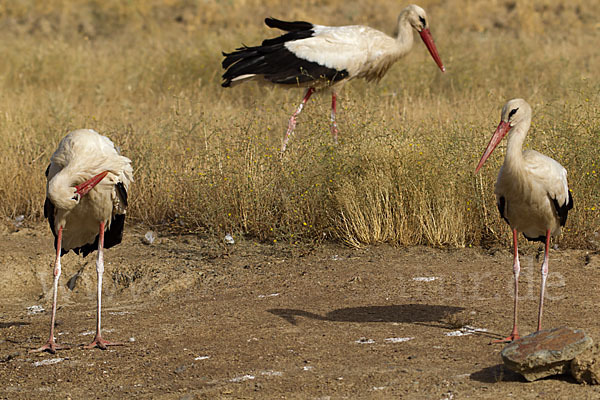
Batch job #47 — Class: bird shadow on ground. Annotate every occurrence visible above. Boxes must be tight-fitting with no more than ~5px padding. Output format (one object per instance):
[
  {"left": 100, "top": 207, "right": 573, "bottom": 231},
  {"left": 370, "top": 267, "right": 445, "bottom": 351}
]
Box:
[
  {"left": 267, "top": 304, "right": 464, "bottom": 326},
  {"left": 0, "top": 322, "right": 30, "bottom": 329},
  {"left": 470, "top": 363, "right": 577, "bottom": 384}
]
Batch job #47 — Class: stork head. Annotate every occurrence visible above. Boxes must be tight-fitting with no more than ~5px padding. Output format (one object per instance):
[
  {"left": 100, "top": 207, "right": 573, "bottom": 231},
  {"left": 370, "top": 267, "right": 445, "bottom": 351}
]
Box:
[
  {"left": 48, "top": 171, "right": 109, "bottom": 211},
  {"left": 404, "top": 5, "right": 429, "bottom": 30},
  {"left": 475, "top": 99, "right": 532, "bottom": 173},
  {"left": 401, "top": 5, "right": 445, "bottom": 73},
  {"left": 500, "top": 98, "right": 532, "bottom": 128}
]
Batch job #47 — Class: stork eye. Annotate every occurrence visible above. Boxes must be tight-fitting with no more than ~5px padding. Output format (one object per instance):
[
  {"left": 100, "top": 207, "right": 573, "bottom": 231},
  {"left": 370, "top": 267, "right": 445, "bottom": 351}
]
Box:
[
  {"left": 419, "top": 16, "right": 426, "bottom": 26},
  {"left": 508, "top": 108, "right": 518, "bottom": 118},
  {"left": 72, "top": 193, "right": 80, "bottom": 201}
]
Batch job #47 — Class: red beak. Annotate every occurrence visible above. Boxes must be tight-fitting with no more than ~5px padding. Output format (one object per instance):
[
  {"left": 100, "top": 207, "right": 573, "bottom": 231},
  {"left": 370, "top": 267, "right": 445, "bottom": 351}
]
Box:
[
  {"left": 75, "top": 171, "right": 109, "bottom": 196},
  {"left": 419, "top": 28, "right": 445, "bottom": 72},
  {"left": 475, "top": 121, "right": 511, "bottom": 173}
]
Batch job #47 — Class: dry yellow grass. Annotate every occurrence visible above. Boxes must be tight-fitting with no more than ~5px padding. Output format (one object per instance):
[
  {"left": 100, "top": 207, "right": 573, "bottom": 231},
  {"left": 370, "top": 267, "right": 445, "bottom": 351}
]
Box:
[{"left": 0, "top": 0, "right": 599, "bottom": 248}]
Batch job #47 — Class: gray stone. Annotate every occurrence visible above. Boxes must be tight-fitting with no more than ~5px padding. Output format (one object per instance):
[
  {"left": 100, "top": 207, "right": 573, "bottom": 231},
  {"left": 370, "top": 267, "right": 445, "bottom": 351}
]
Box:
[
  {"left": 501, "top": 326, "right": 593, "bottom": 382},
  {"left": 571, "top": 343, "right": 600, "bottom": 384}
]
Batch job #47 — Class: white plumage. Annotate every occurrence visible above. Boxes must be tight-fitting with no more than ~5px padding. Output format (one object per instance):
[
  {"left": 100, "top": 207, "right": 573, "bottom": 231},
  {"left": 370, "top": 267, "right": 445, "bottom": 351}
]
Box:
[
  {"left": 476, "top": 99, "right": 573, "bottom": 342},
  {"left": 46, "top": 129, "right": 133, "bottom": 250},
  {"left": 222, "top": 4, "right": 445, "bottom": 152},
  {"left": 496, "top": 148, "right": 570, "bottom": 240},
  {"left": 284, "top": 21, "right": 417, "bottom": 83},
  {"left": 33, "top": 129, "right": 133, "bottom": 353}
]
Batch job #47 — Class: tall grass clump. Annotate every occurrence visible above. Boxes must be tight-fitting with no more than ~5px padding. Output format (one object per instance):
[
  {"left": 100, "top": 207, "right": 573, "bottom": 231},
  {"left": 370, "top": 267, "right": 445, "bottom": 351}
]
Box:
[{"left": 0, "top": 0, "right": 599, "bottom": 249}]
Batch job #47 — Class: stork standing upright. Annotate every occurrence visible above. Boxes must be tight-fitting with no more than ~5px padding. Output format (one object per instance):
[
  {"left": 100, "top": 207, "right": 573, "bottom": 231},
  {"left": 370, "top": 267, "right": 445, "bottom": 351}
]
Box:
[
  {"left": 221, "top": 4, "right": 445, "bottom": 152},
  {"left": 32, "top": 129, "right": 133, "bottom": 353},
  {"left": 475, "top": 99, "right": 573, "bottom": 343}
]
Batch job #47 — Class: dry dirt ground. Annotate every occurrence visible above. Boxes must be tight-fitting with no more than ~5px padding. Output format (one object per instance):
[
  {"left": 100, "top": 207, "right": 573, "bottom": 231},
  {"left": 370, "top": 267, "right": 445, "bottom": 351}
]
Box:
[{"left": 2, "top": 223, "right": 600, "bottom": 399}]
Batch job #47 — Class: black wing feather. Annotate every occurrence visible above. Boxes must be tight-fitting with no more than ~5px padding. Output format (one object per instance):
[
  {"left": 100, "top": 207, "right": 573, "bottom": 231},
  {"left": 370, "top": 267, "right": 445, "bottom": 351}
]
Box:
[
  {"left": 552, "top": 190, "right": 573, "bottom": 227},
  {"left": 497, "top": 196, "right": 510, "bottom": 225},
  {"left": 44, "top": 163, "right": 66, "bottom": 255},
  {"left": 116, "top": 182, "right": 128, "bottom": 207},
  {"left": 43, "top": 196, "right": 65, "bottom": 255},
  {"left": 265, "top": 17, "right": 313, "bottom": 32},
  {"left": 222, "top": 19, "right": 349, "bottom": 87}
]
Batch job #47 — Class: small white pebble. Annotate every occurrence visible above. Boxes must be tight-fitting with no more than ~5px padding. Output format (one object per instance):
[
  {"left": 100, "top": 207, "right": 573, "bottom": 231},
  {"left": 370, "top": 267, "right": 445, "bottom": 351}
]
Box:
[
  {"left": 412, "top": 277, "right": 438, "bottom": 282},
  {"left": 445, "top": 326, "right": 488, "bottom": 336},
  {"left": 143, "top": 231, "right": 156, "bottom": 245},
  {"left": 27, "top": 305, "right": 45, "bottom": 315},
  {"left": 261, "top": 370, "right": 283, "bottom": 377},
  {"left": 446, "top": 330, "right": 470, "bottom": 337},
  {"left": 33, "top": 358, "right": 64, "bottom": 367},
  {"left": 384, "top": 337, "right": 414, "bottom": 343},
  {"left": 224, "top": 234, "right": 235, "bottom": 244},
  {"left": 229, "top": 374, "right": 255, "bottom": 382},
  {"left": 109, "top": 311, "right": 133, "bottom": 315},
  {"left": 257, "top": 293, "right": 280, "bottom": 298}
]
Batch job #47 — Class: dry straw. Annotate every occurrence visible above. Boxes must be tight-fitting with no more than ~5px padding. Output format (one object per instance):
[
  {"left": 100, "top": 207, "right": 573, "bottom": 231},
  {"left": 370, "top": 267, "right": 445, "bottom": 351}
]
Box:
[{"left": 0, "top": 0, "right": 598, "bottom": 248}]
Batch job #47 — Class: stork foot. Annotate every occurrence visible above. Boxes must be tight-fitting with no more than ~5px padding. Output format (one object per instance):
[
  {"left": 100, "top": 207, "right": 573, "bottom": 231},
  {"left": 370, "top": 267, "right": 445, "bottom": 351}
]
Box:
[
  {"left": 84, "top": 335, "right": 123, "bottom": 350},
  {"left": 30, "top": 340, "right": 70, "bottom": 354},
  {"left": 491, "top": 333, "right": 520, "bottom": 344}
]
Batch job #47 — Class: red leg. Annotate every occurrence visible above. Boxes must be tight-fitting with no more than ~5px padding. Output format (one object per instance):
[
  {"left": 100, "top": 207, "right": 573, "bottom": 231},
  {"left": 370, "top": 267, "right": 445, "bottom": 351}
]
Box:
[
  {"left": 85, "top": 221, "right": 122, "bottom": 350},
  {"left": 32, "top": 227, "right": 70, "bottom": 353},
  {"left": 281, "top": 87, "right": 315, "bottom": 153},
  {"left": 330, "top": 90, "right": 339, "bottom": 144},
  {"left": 537, "top": 230, "right": 551, "bottom": 331},
  {"left": 493, "top": 229, "right": 521, "bottom": 343}
]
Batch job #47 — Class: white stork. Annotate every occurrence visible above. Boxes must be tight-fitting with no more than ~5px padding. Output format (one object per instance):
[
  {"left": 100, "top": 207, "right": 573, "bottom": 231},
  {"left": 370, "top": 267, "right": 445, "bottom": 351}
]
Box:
[
  {"left": 32, "top": 129, "right": 133, "bottom": 353},
  {"left": 475, "top": 99, "right": 573, "bottom": 343},
  {"left": 222, "top": 4, "right": 445, "bottom": 152}
]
